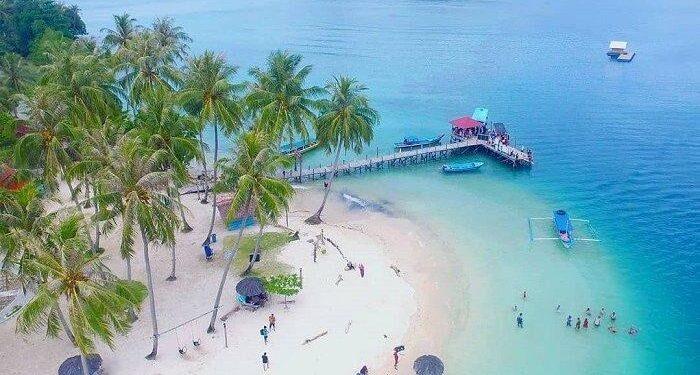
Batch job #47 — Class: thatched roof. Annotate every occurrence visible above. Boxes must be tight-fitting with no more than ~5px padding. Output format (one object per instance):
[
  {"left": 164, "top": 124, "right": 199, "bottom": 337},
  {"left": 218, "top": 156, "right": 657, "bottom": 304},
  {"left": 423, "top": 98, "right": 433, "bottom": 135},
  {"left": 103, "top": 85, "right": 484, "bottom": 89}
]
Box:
[
  {"left": 235, "top": 277, "right": 265, "bottom": 297},
  {"left": 413, "top": 354, "right": 444, "bottom": 375},
  {"left": 58, "top": 354, "right": 102, "bottom": 375}
]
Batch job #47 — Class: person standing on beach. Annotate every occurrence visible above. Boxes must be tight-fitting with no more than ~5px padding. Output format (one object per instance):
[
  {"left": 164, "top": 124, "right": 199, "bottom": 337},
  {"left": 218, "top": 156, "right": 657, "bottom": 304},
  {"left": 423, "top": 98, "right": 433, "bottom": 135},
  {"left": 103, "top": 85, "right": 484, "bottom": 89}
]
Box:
[
  {"left": 359, "top": 263, "right": 365, "bottom": 278},
  {"left": 262, "top": 352, "right": 269, "bottom": 371},
  {"left": 269, "top": 314, "right": 276, "bottom": 331},
  {"left": 393, "top": 349, "right": 399, "bottom": 369},
  {"left": 583, "top": 318, "right": 589, "bottom": 329},
  {"left": 359, "top": 365, "right": 369, "bottom": 375},
  {"left": 260, "top": 326, "right": 269, "bottom": 344},
  {"left": 517, "top": 313, "right": 524, "bottom": 328}
]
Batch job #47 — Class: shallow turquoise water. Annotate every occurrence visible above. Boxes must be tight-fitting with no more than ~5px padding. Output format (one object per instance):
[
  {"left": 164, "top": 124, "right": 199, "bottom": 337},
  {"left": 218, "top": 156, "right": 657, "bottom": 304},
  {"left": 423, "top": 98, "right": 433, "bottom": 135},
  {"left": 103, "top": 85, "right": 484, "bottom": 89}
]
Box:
[{"left": 76, "top": 0, "right": 699, "bottom": 372}]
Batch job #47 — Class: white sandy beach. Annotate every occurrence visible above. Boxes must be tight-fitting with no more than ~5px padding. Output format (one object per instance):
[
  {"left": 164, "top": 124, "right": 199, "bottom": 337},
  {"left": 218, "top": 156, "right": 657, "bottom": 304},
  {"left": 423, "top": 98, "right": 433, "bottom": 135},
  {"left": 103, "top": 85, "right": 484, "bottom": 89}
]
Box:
[{"left": 0, "top": 186, "right": 453, "bottom": 375}]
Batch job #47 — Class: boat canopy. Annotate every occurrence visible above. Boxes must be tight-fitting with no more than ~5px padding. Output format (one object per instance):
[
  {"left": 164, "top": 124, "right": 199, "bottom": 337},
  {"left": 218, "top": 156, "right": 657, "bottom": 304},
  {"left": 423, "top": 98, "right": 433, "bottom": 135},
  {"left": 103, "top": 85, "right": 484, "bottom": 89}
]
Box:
[
  {"left": 450, "top": 116, "right": 483, "bottom": 129},
  {"left": 609, "top": 41, "right": 627, "bottom": 50},
  {"left": 472, "top": 108, "right": 489, "bottom": 123}
]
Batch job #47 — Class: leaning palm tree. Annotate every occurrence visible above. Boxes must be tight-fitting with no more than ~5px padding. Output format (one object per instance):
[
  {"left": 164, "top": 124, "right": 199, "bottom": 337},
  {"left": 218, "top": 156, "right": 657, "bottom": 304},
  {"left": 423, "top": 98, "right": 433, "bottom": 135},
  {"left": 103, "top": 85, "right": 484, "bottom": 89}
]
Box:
[
  {"left": 180, "top": 51, "right": 242, "bottom": 245},
  {"left": 152, "top": 17, "right": 192, "bottom": 62},
  {"left": 90, "top": 141, "right": 179, "bottom": 359},
  {"left": 306, "top": 76, "right": 379, "bottom": 224},
  {"left": 247, "top": 50, "right": 322, "bottom": 145},
  {"left": 206, "top": 131, "right": 293, "bottom": 333},
  {"left": 102, "top": 13, "right": 140, "bottom": 52},
  {"left": 16, "top": 214, "right": 147, "bottom": 375}
]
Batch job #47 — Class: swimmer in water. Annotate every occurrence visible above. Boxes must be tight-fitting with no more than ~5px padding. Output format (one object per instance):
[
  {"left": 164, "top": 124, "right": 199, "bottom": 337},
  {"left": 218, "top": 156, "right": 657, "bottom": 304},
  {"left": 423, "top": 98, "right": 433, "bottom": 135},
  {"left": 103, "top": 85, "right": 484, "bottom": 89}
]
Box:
[
  {"left": 556, "top": 304, "right": 561, "bottom": 312},
  {"left": 566, "top": 315, "right": 572, "bottom": 327},
  {"left": 575, "top": 318, "right": 581, "bottom": 330},
  {"left": 600, "top": 308, "right": 606, "bottom": 318},
  {"left": 593, "top": 316, "right": 601, "bottom": 327},
  {"left": 628, "top": 327, "right": 638, "bottom": 335},
  {"left": 585, "top": 307, "right": 591, "bottom": 316},
  {"left": 608, "top": 325, "right": 618, "bottom": 334},
  {"left": 611, "top": 311, "right": 617, "bottom": 321},
  {"left": 522, "top": 290, "right": 527, "bottom": 300},
  {"left": 513, "top": 305, "right": 518, "bottom": 312}
]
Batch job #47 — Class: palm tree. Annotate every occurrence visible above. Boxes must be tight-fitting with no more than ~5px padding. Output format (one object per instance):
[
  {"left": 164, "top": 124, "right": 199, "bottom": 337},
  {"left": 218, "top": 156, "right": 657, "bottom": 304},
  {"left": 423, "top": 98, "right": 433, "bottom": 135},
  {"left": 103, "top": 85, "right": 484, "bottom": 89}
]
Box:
[
  {"left": 306, "top": 76, "right": 379, "bottom": 224},
  {"left": 102, "top": 13, "right": 140, "bottom": 52},
  {"left": 118, "top": 31, "right": 181, "bottom": 110},
  {"left": 246, "top": 50, "right": 322, "bottom": 145},
  {"left": 89, "top": 141, "right": 179, "bottom": 359},
  {"left": 13, "top": 86, "right": 76, "bottom": 195},
  {"left": 152, "top": 17, "right": 192, "bottom": 62},
  {"left": 0, "top": 183, "right": 52, "bottom": 284},
  {"left": 41, "top": 42, "right": 118, "bottom": 127},
  {"left": 180, "top": 51, "right": 242, "bottom": 245},
  {"left": 0, "top": 52, "right": 33, "bottom": 116},
  {"left": 16, "top": 214, "right": 147, "bottom": 375},
  {"left": 206, "top": 131, "right": 293, "bottom": 333}
]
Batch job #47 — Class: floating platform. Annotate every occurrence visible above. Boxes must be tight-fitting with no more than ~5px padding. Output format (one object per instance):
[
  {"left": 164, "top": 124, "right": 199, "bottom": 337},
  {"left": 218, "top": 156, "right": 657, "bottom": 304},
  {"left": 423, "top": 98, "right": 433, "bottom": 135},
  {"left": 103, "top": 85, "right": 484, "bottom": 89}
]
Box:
[{"left": 616, "top": 51, "right": 635, "bottom": 62}]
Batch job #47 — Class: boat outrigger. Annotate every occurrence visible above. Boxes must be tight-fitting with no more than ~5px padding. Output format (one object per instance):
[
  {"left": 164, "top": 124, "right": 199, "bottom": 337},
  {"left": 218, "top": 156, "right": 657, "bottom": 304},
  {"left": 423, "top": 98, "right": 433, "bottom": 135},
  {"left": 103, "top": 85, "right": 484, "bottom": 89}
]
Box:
[
  {"left": 441, "top": 161, "right": 484, "bottom": 173},
  {"left": 395, "top": 134, "right": 444, "bottom": 150},
  {"left": 280, "top": 139, "right": 318, "bottom": 155},
  {"left": 528, "top": 210, "right": 600, "bottom": 249}
]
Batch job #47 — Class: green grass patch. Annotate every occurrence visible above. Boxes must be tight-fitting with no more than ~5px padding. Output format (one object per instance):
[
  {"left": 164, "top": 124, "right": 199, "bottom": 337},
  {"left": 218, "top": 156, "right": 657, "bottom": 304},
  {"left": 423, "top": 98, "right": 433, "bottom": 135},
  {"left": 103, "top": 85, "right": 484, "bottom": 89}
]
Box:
[{"left": 222, "top": 231, "right": 294, "bottom": 278}]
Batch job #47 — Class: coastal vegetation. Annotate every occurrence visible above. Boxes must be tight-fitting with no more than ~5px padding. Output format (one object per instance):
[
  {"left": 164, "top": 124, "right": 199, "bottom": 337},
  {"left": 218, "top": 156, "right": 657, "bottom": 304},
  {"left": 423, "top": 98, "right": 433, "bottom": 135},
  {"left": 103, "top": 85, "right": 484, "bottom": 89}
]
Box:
[{"left": 0, "top": 5, "right": 378, "bottom": 371}]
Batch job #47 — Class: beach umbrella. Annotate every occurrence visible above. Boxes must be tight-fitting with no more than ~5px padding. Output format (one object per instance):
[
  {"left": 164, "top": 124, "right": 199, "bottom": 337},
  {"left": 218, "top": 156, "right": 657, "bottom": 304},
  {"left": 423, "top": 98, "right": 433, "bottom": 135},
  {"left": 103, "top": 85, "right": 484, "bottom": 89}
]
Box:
[
  {"left": 235, "top": 276, "right": 265, "bottom": 297},
  {"left": 58, "top": 354, "right": 102, "bottom": 375},
  {"left": 413, "top": 354, "right": 444, "bottom": 375}
]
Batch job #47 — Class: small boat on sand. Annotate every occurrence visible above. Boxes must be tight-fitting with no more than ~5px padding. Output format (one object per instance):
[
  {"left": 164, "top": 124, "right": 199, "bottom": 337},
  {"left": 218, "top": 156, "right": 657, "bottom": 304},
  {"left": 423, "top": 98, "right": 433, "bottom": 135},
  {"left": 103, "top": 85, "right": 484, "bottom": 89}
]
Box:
[
  {"left": 441, "top": 161, "right": 484, "bottom": 173},
  {"left": 553, "top": 209, "right": 573, "bottom": 249},
  {"left": 395, "top": 134, "right": 444, "bottom": 150}
]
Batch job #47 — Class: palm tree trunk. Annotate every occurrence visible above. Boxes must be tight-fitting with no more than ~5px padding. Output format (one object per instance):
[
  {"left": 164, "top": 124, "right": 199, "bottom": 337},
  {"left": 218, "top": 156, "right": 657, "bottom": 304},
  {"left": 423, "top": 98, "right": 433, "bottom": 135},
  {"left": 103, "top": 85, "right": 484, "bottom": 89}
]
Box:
[
  {"left": 167, "top": 243, "right": 177, "bottom": 281},
  {"left": 140, "top": 228, "right": 159, "bottom": 360},
  {"left": 83, "top": 178, "right": 91, "bottom": 208},
  {"left": 242, "top": 225, "right": 265, "bottom": 275},
  {"left": 175, "top": 189, "right": 193, "bottom": 232},
  {"left": 198, "top": 130, "right": 210, "bottom": 203},
  {"left": 206, "top": 197, "right": 250, "bottom": 333},
  {"left": 306, "top": 143, "right": 343, "bottom": 224},
  {"left": 79, "top": 353, "right": 90, "bottom": 375},
  {"left": 202, "top": 124, "right": 219, "bottom": 246},
  {"left": 56, "top": 306, "right": 76, "bottom": 346}
]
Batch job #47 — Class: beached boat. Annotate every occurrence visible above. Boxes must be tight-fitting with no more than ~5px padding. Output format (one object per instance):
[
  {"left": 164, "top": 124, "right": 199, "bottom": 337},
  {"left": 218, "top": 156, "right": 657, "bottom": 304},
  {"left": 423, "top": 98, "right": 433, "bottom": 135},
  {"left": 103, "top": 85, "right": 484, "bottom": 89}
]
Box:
[
  {"left": 441, "top": 161, "right": 484, "bottom": 173},
  {"left": 553, "top": 209, "right": 573, "bottom": 249},
  {"left": 280, "top": 139, "right": 318, "bottom": 155},
  {"left": 394, "top": 134, "right": 444, "bottom": 150}
]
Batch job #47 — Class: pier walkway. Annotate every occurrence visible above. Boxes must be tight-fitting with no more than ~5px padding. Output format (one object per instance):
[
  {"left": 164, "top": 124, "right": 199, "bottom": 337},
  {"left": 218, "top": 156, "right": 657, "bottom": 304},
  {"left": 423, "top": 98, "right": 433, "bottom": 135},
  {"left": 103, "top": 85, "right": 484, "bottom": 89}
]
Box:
[{"left": 280, "top": 136, "right": 532, "bottom": 183}]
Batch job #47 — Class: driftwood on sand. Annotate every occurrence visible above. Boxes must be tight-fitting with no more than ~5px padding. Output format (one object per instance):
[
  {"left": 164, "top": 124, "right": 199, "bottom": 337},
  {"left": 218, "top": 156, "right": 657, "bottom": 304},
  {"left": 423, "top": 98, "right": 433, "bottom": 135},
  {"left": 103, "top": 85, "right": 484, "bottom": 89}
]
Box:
[
  {"left": 302, "top": 331, "right": 328, "bottom": 345},
  {"left": 219, "top": 306, "right": 240, "bottom": 321}
]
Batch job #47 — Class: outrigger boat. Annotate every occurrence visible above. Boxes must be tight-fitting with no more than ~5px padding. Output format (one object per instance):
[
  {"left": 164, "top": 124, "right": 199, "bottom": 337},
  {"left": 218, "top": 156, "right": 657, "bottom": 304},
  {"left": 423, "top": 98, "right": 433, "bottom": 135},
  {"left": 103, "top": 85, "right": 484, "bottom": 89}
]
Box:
[
  {"left": 441, "top": 161, "right": 484, "bottom": 173},
  {"left": 553, "top": 209, "right": 573, "bottom": 248},
  {"left": 528, "top": 210, "right": 600, "bottom": 249},
  {"left": 280, "top": 139, "right": 318, "bottom": 155},
  {"left": 395, "top": 134, "right": 444, "bottom": 150}
]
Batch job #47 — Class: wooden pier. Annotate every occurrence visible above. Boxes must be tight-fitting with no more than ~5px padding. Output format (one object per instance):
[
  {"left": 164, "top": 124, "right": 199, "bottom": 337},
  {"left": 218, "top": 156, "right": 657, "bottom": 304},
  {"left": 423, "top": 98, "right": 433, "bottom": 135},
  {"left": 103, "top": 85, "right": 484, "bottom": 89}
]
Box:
[{"left": 281, "top": 137, "right": 532, "bottom": 183}]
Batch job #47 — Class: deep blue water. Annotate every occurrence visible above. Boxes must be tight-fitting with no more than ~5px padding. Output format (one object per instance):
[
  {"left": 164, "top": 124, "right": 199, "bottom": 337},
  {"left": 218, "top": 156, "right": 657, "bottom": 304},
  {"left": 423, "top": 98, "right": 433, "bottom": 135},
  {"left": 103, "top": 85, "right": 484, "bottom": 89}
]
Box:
[{"left": 75, "top": 0, "right": 699, "bottom": 372}]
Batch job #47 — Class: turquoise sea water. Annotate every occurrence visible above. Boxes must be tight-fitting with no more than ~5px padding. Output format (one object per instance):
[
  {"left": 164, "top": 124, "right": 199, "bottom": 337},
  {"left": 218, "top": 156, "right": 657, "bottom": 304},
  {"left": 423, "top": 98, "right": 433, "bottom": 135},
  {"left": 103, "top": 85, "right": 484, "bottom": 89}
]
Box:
[{"left": 76, "top": 0, "right": 699, "bottom": 373}]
